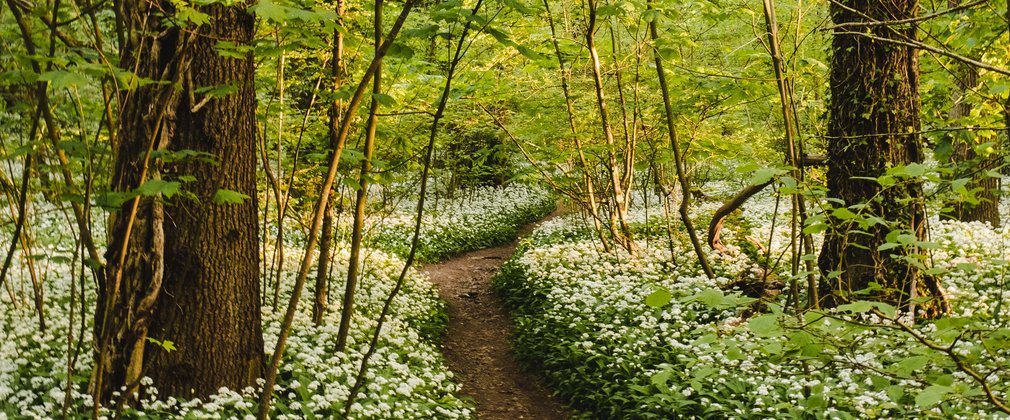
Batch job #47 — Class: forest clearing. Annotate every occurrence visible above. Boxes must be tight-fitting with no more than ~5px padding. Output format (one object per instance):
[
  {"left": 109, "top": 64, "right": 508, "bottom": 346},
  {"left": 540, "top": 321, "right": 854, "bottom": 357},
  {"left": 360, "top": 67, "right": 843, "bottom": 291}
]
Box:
[{"left": 1, "top": 0, "right": 1010, "bottom": 418}]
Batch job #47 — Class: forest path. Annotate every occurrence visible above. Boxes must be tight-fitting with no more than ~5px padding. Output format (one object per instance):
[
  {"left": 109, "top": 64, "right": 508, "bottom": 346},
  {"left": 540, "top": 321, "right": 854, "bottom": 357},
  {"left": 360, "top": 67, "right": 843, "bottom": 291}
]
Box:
[{"left": 423, "top": 215, "right": 570, "bottom": 420}]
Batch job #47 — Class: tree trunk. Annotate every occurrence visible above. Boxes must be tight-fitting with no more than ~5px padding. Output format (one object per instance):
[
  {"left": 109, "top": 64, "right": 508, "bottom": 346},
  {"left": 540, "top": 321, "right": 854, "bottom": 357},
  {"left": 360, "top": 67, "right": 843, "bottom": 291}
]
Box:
[
  {"left": 945, "top": 0, "right": 1000, "bottom": 227},
  {"left": 818, "top": 0, "right": 949, "bottom": 317},
  {"left": 96, "top": 0, "right": 263, "bottom": 403},
  {"left": 313, "top": 0, "right": 346, "bottom": 326},
  {"left": 948, "top": 90, "right": 1001, "bottom": 227}
]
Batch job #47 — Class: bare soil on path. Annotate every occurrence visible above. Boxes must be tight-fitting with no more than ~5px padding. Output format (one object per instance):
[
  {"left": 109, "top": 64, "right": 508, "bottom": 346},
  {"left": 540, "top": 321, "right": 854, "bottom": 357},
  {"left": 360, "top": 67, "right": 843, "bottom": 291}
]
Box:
[{"left": 423, "top": 220, "right": 569, "bottom": 420}]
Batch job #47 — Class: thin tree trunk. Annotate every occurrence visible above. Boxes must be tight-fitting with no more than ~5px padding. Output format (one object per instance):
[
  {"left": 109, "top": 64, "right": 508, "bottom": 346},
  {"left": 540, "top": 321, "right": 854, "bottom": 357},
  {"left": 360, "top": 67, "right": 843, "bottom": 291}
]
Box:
[
  {"left": 586, "top": 0, "right": 637, "bottom": 256},
  {"left": 257, "top": 3, "right": 418, "bottom": 416},
  {"left": 944, "top": 3, "right": 1000, "bottom": 227},
  {"left": 343, "top": 1, "right": 484, "bottom": 413},
  {"left": 336, "top": 0, "right": 383, "bottom": 352},
  {"left": 760, "top": 0, "right": 818, "bottom": 306},
  {"left": 647, "top": 0, "right": 714, "bottom": 279},
  {"left": 313, "top": 0, "right": 346, "bottom": 326},
  {"left": 543, "top": 0, "right": 611, "bottom": 252}
]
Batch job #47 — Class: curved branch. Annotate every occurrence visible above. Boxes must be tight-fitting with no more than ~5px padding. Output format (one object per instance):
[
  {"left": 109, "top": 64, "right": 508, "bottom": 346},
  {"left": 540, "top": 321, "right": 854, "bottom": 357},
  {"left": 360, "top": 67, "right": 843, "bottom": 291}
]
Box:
[{"left": 707, "top": 180, "right": 773, "bottom": 252}]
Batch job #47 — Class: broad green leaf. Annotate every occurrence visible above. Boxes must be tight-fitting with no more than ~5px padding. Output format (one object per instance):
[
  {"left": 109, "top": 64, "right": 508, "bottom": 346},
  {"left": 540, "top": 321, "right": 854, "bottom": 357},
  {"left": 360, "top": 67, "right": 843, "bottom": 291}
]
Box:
[
  {"left": 250, "top": 0, "right": 287, "bottom": 22},
  {"left": 748, "top": 314, "right": 781, "bottom": 337},
  {"left": 650, "top": 369, "right": 671, "bottom": 387},
  {"left": 697, "top": 288, "right": 726, "bottom": 307},
  {"left": 904, "top": 163, "right": 927, "bottom": 177},
  {"left": 38, "top": 70, "right": 89, "bottom": 90},
  {"left": 372, "top": 93, "right": 397, "bottom": 107},
  {"left": 749, "top": 167, "right": 782, "bottom": 185},
  {"left": 896, "top": 355, "right": 929, "bottom": 376},
  {"left": 136, "top": 179, "right": 181, "bottom": 198},
  {"left": 837, "top": 301, "right": 875, "bottom": 313},
  {"left": 915, "top": 384, "right": 951, "bottom": 408},
  {"left": 213, "top": 189, "right": 250, "bottom": 204},
  {"left": 832, "top": 207, "right": 858, "bottom": 220},
  {"left": 645, "top": 288, "right": 672, "bottom": 308}
]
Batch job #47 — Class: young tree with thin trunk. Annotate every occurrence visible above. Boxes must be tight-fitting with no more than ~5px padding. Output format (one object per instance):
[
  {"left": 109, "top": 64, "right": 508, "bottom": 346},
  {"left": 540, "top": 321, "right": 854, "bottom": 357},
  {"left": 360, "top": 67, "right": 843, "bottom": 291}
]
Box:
[
  {"left": 586, "top": 0, "right": 637, "bottom": 256},
  {"left": 942, "top": 0, "right": 1001, "bottom": 227},
  {"left": 336, "top": 0, "right": 383, "bottom": 352},
  {"left": 819, "top": 0, "right": 949, "bottom": 317},
  {"left": 257, "top": 2, "right": 418, "bottom": 417},
  {"left": 646, "top": 0, "right": 714, "bottom": 279},
  {"left": 313, "top": 0, "right": 346, "bottom": 326},
  {"left": 542, "top": 0, "right": 611, "bottom": 252}
]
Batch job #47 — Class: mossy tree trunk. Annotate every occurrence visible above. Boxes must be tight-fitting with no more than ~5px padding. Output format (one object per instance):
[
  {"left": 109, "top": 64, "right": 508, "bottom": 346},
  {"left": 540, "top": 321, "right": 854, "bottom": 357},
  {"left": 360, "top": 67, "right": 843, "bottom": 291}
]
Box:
[{"left": 818, "top": 0, "right": 949, "bottom": 317}]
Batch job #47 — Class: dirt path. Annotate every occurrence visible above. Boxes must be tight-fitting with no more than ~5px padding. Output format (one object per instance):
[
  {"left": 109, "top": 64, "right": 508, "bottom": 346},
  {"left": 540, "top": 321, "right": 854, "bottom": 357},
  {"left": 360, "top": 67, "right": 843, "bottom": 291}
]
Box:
[{"left": 423, "top": 220, "right": 569, "bottom": 420}]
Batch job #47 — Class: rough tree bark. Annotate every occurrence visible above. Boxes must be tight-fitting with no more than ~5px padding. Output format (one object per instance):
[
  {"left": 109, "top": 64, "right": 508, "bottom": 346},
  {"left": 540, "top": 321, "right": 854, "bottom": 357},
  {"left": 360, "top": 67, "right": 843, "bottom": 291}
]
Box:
[
  {"left": 818, "top": 0, "right": 949, "bottom": 317},
  {"left": 95, "top": 0, "right": 263, "bottom": 404}
]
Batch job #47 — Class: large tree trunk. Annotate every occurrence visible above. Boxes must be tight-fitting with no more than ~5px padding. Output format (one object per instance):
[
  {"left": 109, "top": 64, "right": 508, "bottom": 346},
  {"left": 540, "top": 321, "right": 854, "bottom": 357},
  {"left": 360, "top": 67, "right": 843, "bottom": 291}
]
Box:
[
  {"left": 818, "top": 0, "right": 948, "bottom": 317},
  {"left": 95, "top": 0, "right": 263, "bottom": 404}
]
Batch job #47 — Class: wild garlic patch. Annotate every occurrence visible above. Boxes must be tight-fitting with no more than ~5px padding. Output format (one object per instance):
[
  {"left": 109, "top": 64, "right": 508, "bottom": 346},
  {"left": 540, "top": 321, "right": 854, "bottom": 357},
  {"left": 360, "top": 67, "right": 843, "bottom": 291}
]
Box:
[
  {"left": 1, "top": 184, "right": 555, "bottom": 418},
  {"left": 364, "top": 185, "right": 555, "bottom": 262},
  {"left": 1, "top": 243, "right": 472, "bottom": 418},
  {"left": 497, "top": 190, "right": 1010, "bottom": 418}
]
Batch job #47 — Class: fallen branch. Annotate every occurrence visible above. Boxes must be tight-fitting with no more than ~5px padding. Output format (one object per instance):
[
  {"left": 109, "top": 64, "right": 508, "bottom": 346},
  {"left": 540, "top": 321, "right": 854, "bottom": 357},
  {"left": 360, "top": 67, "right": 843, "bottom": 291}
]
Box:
[{"left": 708, "top": 180, "right": 773, "bottom": 252}]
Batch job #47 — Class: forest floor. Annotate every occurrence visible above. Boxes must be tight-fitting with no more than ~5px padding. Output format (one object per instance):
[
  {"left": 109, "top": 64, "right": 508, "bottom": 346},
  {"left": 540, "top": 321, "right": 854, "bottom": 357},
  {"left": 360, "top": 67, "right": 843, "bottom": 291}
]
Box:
[{"left": 423, "top": 214, "right": 570, "bottom": 420}]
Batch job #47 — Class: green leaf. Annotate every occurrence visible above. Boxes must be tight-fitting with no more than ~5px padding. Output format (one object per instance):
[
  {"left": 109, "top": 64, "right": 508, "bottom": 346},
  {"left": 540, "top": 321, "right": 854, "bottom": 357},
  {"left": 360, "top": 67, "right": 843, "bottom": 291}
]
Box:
[
  {"left": 250, "top": 0, "right": 288, "bottom": 22},
  {"left": 837, "top": 301, "right": 875, "bottom": 313},
  {"left": 387, "top": 42, "right": 414, "bottom": 59},
  {"left": 904, "top": 163, "right": 927, "bottom": 177},
  {"left": 372, "top": 93, "right": 397, "bottom": 108},
  {"left": 135, "top": 179, "right": 181, "bottom": 198},
  {"left": 697, "top": 288, "right": 726, "bottom": 307},
  {"left": 896, "top": 355, "right": 929, "bottom": 376},
  {"left": 748, "top": 314, "right": 781, "bottom": 337},
  {"left": 915, "top": 384, "right": 951, "bottom": 408},
  {"left": 832, "top": 207, "right": 858, "bottom": 220},
  {"left": 650, "top": 369, "right": 671, "bottom": 387},
  {"left": 596, "top": 4, "right": 624, "bottom": 16},
  {"left": 515, "top": 44, "right": 547, "bottom": 62},
  {"left": 38, "top": 70, "right": 89, "bottom": 90},
  {"left": 213, "top": 189, "right": 251, "bottom": 204},
  {"left": 645, "top": 288, "right": 672, "bottom": 308},
  {"left": 145, "top": 337, "right": 177, "bottom": 352},
  {"left": 749, "top": 167, "right": 782, "bottom": 185},
  {"left": 878, "top": 242, "right": 902, "bottom": 251}
]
